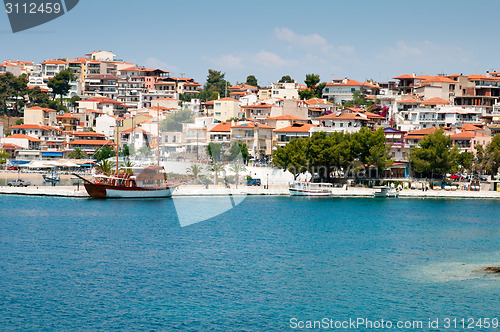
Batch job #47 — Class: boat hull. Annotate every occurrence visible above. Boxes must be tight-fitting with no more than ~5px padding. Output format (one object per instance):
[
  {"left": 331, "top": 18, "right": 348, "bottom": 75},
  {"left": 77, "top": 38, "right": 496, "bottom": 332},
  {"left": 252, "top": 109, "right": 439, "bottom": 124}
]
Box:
[
  {"left": 289, "top": 188, "right": 332, "bottom": 196},
  {"left": 84, "top": 182, "right": 177, "bottom": 198}
]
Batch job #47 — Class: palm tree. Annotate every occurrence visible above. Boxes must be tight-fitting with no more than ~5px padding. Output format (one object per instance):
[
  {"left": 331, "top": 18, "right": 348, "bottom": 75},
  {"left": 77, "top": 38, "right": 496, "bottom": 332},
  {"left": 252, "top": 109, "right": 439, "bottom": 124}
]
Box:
[
  {"left": 96, "top": 159, "right": 116, "bottom": 174},
  {"left": 120, "top": 160, "right": 135, "bottom": 174},
  {"left": 229, "top": 163, "right": 246, "bottom": 188},
  {"left": 68, "top": 147, "right": 88, "bottom": 159},
  {"left": 188, "top": 164, "right": 202, "bottom": 184},
  {"left": 0, "top": 149, "right": 9, "bottom": 165},
  {"left": 207, "top": 162, "right": 225, "bottom": 185}
]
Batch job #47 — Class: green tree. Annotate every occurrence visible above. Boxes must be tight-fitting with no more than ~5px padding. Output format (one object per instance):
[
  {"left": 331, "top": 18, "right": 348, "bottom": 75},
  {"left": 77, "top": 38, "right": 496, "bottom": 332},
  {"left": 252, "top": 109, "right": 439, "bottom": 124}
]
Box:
[
  {"left": 207, "top": 162, "right": 225, "bottom": 185},
  {"left": 278, "top": 75, "right": 294, "bottom": 83},
  {"left": 95, "top": 159, "right": 116, "bottom": 174},
  {"left": 474, "top": 144, "right": 489, "bottom": 175},
  {"left": 0, "top": 72, "right": 28, "bottom": 116},
  {"left": 0, "top": 149, "right": 9, "bottom": 164},
  {"left": 93, "top": 145, "right": 116, "bottom": 161},
  {"left": 227, "top": 142, "right": 249, "bottom": 162},
  {"left": 120, "top": 160, "right": 135, "bottom": 174},
  {"left": 159, "top": 109, "right": 194, "bottom": 132},
  {"left": 487, "top": 134, "right": 500, "bottom": 176},
  {"left": 344, "top": 90, "right": 375, "bottom": 108},
  {"left": 245, "top": 75, "right": 258, "bottom": 87},
  {"left": 273, "top": 137, "right": 308, "bottom": 179},
  {"left": 207, "top": 142, "right": 223, "bottom": 161},
  {"left": 410, "top": 129, "right": 459, "bottom": 179},
  {"left": 229, "top": 162, "right": 246, "bottom": 188},
  {"left": 200, "top": 69, "right": 230, "bottom": 101},
  {"left": 298, "top": 73, "right": 326, "bottom": 100},
  {"left": 70, "top": 95, "right": 81, "bottom": 109},
  {"left": 68, "top": 148, "right": 88, "bottom": 159},
  {"left": 457, "top": 151, "right": 474, "bottom": 173},
  {"left": 364, "top": 128, "right": 393, "bottom": 175},
  {"left": 47, "top": 69, "right": 75, "bottom": 109},
  {"left": 188, "top": 164, "right": 203, "bottom": 184},
  {"left": 27, "top": 86, "right": 51, "bottom": 107}
]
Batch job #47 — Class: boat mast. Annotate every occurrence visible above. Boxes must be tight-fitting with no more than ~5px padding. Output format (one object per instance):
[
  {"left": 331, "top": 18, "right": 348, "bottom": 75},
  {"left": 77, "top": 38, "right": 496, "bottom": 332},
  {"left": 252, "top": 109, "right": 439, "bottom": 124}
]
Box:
[
  {"left": 116, "top": 117, "right": 119, "bottom": 174},
  {"left": 157, "top": 104, "right": 160, "bottom": 167}
]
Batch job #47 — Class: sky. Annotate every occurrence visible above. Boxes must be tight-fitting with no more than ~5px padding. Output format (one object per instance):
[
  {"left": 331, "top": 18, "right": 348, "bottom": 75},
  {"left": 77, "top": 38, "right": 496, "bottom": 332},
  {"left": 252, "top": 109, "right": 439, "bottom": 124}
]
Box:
[{"left": 2, "top": 0, "right": 500, "bottom": 86}]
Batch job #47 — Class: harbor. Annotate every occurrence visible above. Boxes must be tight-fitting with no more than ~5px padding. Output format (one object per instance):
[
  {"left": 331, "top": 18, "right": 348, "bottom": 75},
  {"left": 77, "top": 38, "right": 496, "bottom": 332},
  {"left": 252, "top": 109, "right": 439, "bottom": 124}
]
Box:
[{"left": 2, "top": 182, "right": 500, "bottom": 199}]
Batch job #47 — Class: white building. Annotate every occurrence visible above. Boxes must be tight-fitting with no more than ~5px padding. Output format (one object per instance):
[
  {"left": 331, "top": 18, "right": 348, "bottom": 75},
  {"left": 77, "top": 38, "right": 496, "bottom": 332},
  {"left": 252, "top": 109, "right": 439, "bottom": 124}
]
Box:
[{"left": 271, "top": 82, "right": 300, "bottom": 100}]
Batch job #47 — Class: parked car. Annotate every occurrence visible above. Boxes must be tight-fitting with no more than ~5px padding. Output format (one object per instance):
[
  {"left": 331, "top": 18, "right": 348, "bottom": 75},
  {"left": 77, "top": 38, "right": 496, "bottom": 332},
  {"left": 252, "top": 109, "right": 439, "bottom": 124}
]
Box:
[
  {"left": 473, "top": 174, "right": 488, "bottom": 181},
  {"left": 7, "top": 179, "right": 31, "bottom": 187},
  {"left": 449, "top": 174, "right": 461, "bottom": 180},
  {"left": 7, "top": 166, "right": 18, "bottom": 170},
  {"left": 246, "top": 178, "right": 261, "bottom": 186}
]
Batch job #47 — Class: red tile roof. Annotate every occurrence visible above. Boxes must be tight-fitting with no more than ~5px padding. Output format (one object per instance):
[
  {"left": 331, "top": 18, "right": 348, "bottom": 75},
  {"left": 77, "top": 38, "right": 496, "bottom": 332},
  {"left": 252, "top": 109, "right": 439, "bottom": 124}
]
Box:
[
  {"left": 69, "top": 139, "right": 114, "bottom": 146},
  {"left": 274, "top": 123, "right": 316, "bottom": 133},
  {"left": 210, "top": 122, "right": 232, "bottom": 132},
  {"left": 6, "top": 134, "right": 43, "bottom": 142},
  {"left": 420, "top": 97, "right": 450, "bottom": 106},
  {"left": 231, "top": 122, "right": 274, "bottom": 129},
  {"left": 325, "top": 79, "right": 363, "bottom": 86},
  {"left": 267, "top": 114, "right": 307, "bottom": 121}
]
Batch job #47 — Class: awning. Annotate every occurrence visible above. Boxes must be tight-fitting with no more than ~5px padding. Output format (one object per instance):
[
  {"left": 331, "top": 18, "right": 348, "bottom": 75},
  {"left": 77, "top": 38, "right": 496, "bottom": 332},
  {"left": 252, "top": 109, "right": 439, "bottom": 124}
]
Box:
[{"left": 42, "top": 152, "right": 63, "bottom": 157}]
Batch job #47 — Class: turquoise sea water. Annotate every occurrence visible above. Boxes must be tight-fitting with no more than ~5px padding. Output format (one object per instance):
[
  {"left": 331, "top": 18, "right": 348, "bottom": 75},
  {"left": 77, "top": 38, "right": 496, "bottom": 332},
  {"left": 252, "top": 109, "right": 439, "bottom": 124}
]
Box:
[{"left": 0, "top": 196, "right": 499, "bottom": 331}]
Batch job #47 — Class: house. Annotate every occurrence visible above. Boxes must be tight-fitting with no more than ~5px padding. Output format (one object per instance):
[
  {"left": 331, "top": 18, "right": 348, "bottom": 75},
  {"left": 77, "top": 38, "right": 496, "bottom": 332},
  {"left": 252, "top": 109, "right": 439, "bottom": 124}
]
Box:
[
  {"left": 450, "top": 131, "right": 492, "bottom": 154},
  {"left": 0, "top": 61, "right": 22, "bottom": 76},
  {"left": 56, "top": 113, "right": 80, "bottom": 132},
  {"left": 86, "top": 50, "right": 116, "bottom": 62},
  {"left": 24, "top": 106, "right": 57, "bottom": 126},
  {"left": 404, "top": 127, "right": 442, "bottom": 147},
  {"left": 322, "top": 78, "right": 368, "bottom": 104},
  {"left": 266, "top": 115, "right": 308, "bottom": 130},
  {"left": 242, "top": 102, "right": 275, "bottom": 120},
  {"left": 315, "top": 112, "right": 371, "bottom": 133},
  {"left": 270, "top": 82, "right": 300, "bottom": 100},
  {"left": 67, "top": 139, "right": 114, "bottom": 155},
  {"left": 84, "top": 74, "right": 119, "bottom": 99},
  {"left": 2, "top": 134, "right": 43, "bottom": 150},
  {"left": 120, "top": 127, "right": 152, "bottom": 152},
  {"left": 77, "top": 97, "right": 130, "bottom": 116},
  {"left": 383, "top": 127, "right": 410, "bottom": 163},
  {"left": 213, "top": 98, "right": 242, "bottom": 121},
  {"left": 274, "top": 123, "right": 316, "bottom": 146},
  {"left": 9, "top": 124, "right": 62, "bottom": 141},
  {"left": 305, "top": 98, "right": 336, "bottom": 118},
  {"left": 414, "top": 76, "right": 456, "bottom": 102},
  {"left": 0, "top": 143, "right": 22, "bottom": 158},
  {"left": 209, "top": 122, "right": 232, "bottom": 146},
  {"left": 95, "top": 114, "right": 123, "bottom": 138},
  {"left": 230, "top": 122, "right": 274, "bottom": 158}
]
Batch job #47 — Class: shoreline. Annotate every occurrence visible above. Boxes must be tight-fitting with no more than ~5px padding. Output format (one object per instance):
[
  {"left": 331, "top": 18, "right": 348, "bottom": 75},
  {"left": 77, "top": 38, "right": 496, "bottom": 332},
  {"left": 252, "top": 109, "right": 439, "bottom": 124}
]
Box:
[{"left": 1, "top": 184, "right": 500, "bottom": 199}]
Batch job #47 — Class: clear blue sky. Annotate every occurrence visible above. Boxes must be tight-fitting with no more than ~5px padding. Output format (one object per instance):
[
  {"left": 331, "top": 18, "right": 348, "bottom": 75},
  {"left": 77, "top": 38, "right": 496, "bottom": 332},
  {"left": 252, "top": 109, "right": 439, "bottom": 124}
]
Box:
[{"left": 2, "top": 0, "right": 499, "bottom": 86}]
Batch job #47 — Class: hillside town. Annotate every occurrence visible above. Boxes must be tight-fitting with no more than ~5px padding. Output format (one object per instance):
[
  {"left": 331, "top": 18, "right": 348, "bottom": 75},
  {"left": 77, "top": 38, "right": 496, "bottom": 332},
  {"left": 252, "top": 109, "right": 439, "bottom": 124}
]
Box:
[{"left": 1, "top": 50, "right": 500, "bottom": 185}]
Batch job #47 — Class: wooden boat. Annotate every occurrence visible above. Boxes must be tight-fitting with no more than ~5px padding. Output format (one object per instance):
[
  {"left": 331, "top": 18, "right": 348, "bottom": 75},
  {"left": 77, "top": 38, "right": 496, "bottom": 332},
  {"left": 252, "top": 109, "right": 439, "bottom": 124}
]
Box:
[
  {"left": 73, "top": 166, "right": 179, "bottom": 198},
  {"left": 289, "top": 181, "right": 333, "bottom": 196},
  {"left": 373, "top": 186, "right": 399, "bottom": 198}
]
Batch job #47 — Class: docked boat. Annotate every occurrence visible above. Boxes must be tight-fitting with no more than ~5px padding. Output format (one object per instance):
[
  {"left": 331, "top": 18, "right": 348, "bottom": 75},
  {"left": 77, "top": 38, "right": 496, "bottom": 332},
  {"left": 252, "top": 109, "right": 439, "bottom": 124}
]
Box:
[
  {"left": 43, "top": 172, "right": 60, "bottom": 183},
  {"left": 73, "top": 166, "right": 179, "bottom": 198},
  {"left": 373, "top": 186, "right": 399, "bottom": 198},
  {"left": 289, "top": 181, "right": 333, "bottom": 196}
]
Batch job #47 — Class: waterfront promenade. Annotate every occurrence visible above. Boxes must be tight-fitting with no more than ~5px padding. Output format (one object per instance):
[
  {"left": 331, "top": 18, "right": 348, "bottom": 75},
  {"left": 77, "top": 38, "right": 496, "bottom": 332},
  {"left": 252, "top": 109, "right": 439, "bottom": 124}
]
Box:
[{"left": 2, "top": 184, "right": 500, "bottom": 199}]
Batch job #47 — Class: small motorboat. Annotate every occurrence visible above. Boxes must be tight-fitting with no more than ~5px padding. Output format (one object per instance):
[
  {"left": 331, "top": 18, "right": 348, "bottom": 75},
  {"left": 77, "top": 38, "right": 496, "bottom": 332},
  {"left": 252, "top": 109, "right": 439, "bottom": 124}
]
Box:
[
  {"left": 373, "top": 186, "right": 399, "bottom": 198},
  {"left": 289, "top": 181, "right": 333, "bottom": 196},
  {"left": 43, "top": 172, "right": 61, "bottom": 183}
]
